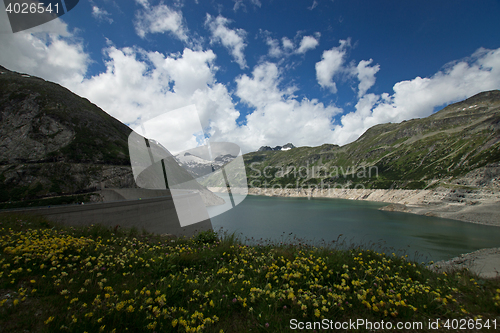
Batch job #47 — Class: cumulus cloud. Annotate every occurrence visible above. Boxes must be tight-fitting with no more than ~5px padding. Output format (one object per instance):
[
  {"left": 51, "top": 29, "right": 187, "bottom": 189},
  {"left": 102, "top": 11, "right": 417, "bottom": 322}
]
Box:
[
  {"left": 67, "top": 47, "right": 239, "bottom": 154},
  {"left": 134, "top": 0, "right": 188, "bottom": 41},
  {"left": 296, "top": 35, "right": 319, "bottom": 54},
  {"left": 315, "top": 39, "right": 350, "bottom": 93},
  {"left": 0, "top": 13, "right": 90, "bottom": 87},
  {"left": 282, "top": 37, "right": 294, "bottom": 50},
  {"left": 330, "top": 47, "right": 500, "bottom": 146},
  {"left": 232, "top": 62, "right": 342, "bottom": 150},
  {"left": 264, "top": 33, "right": 319, "bottom": 58},
  {"left": 205, "top": 14, "right": 247, "bottom": 69},
  {"left": 315, "top": 39, "right": 379, "bottom": 97},
  {"left": 355, "top": 59, "right": 380, "bottom": 98},
  {"left": 265, "top": 37, "right": 282, "bottom": 58},
  {"left": 4, "top": 2, "right": 499, "bottom": 156},
  {"left": 381, "top": 47, "right": 500, "bottom": 120},
  {"left": 67, "top": 46, "right": 341, "bottom": 153},
  {"left": 63, "top": 45, "right": 500, "bottom": 152},
  {"left": 91, "top": 5, "right": 113, "bottom": 23}
]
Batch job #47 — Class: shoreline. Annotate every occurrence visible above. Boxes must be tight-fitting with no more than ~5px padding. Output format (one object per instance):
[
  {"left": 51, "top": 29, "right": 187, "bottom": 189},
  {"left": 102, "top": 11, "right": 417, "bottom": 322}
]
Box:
[
  {"left": 235, "top": 187, "right": 500, "bottom": 227},
  {"left": 208, "top": 186, "right": 500, "bottom": 278},
  {"left": 429, "top": 247, "right": 500, "bottom": 279}
]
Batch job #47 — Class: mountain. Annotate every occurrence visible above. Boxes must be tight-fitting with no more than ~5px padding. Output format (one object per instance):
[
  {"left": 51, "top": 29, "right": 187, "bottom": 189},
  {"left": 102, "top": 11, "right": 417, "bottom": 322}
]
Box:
[
  {"left": 174, "top": 151, "right": 236, "bottom": 178},
  {"left": 0, "top": 65, "right": 137, "bottom": 205},
  {"left": 258, "top": 143, "right": 296, "bottom": 152},
  {"left": 3, "top": 64, "right": 498, "bottom": 201},
  {"left": 242, "top": 90, "right": 500, "bottom": 190},
  {"left": 0, "top": 65, "right": 222, "bottom": 207}
]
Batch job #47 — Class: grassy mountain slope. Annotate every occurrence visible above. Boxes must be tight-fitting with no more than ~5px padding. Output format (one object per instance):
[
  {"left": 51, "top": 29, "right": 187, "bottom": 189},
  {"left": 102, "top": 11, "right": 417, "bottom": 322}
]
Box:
[{"left": 242, "top": 90, "right": 500, "bottom": 190}]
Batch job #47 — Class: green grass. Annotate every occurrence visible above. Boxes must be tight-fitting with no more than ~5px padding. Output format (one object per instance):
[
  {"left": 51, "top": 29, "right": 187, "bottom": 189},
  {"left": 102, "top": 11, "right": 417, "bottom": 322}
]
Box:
[{"left": 0, "top": 213, "right": 499, "bottom": 332}]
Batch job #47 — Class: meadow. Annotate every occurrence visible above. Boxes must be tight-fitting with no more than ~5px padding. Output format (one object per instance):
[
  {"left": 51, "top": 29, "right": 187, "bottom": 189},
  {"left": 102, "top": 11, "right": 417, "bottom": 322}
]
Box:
[{"left": 0, "top": 213, "right": 499, "bottom": 332}]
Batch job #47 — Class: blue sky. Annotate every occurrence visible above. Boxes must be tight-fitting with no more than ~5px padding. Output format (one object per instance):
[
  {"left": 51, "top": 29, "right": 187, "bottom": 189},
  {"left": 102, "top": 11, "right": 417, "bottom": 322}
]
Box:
[{"left": 1, "top": 0, "right": 500, "bottom": 153}]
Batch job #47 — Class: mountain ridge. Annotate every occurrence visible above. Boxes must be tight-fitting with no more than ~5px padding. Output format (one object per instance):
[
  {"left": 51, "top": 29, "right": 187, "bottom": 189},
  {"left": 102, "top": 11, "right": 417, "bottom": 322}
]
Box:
[
  {"left": 258, "top": 143, "right": 296, "bottom": 152},
  {"left": 237, "top": 90, "right": 500, "bottom": 191}
]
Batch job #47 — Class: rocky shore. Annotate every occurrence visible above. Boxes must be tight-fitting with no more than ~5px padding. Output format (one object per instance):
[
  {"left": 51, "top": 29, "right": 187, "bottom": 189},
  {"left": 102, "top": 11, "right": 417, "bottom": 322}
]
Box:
[
  {"left": 242, "top": 187, "right": 500, "bottom": 227},
  {"left": 429, "top": 247, "right": 500, "bottom": 279}
]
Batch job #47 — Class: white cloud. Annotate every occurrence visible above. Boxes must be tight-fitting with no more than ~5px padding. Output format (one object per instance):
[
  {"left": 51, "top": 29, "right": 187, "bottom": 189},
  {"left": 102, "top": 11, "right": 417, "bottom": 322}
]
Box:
[
  {"left": 296, "top": 35, "right": 319, "bottom": 54},
  {"left": 233, "top": 62, "right": 342, "bottom": 150},
  {"left": 91, "top": 5, "right": 113, "bottom": 23},
  {"left": 315, "top": 39, "right": 379, "bottom": 97},
  {"left": 308, "top": 0, "right": 318, "bottom": 10},
  {"left": 70, "top": 45, "right": 500, "bottom": 152},
  {"left": 235, "top": 62, "right": 287, "bottom": 108},
  {"left": 67, "top": 47, "right": 239, "bottom": 154},
  {"left": 315, "top": 39, "right": 350, "bottom": 93},
  {"left": 250, "top": 0, "right": 262, "bottom": 7},
  {"left": 265, "top": 37, "right": 282, "bottom": 58},
  {"left": 330, "top": 47, "right": 500, "bottom": 146},
  {"left": 233, "top": 0, "right": 261, "bottom": 12},
  {"left": 134, "top": 1, "right": 188, "bottom": 41},
  {"left": 4, "top": 3, "right": 499, "bottom": 157},
  {"left": 264, "top": 33, "right": 319, "bottom": 59},
  {"left": 233, "top": 0, "right": 244, "bottom": 12},
  {"left": 73, "top": 54, "right": 340, "bottom": 153},
  {"left": 0, "top": 14, "right": 90, "bottom": 87},
  {"left": 282, "top": 37, "right": 294, "bottom": 50},
  {"left": 355, "top": 59, "right": 380, "bottom": 98},
  {"left": 205, "top": 14, "right": 247, "bottom": 69}
]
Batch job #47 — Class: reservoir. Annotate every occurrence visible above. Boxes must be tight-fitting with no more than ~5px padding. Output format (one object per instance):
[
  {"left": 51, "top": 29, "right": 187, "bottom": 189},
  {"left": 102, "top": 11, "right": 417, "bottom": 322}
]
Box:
[{"left": 208, "top": 195, "right": 500, "bottom": 262}]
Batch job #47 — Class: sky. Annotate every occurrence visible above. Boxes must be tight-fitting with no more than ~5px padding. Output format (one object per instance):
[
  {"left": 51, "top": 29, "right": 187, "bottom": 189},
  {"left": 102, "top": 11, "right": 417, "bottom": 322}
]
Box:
[{"left": 1, "top": 0, "right": 500, "bottom": 154}]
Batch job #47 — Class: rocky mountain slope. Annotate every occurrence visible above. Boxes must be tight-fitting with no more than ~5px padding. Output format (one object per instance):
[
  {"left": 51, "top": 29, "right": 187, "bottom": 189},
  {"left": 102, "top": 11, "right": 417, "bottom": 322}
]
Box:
[
  {"left": 174, "top": 151, "right": 237, "bottom": 179},
  {"left": 0, "top": 65, "right": 137, "bottom": 205},
  {"left": 0, "top": 66, "right": 222, "bottom": 207},
  {"left": 241, "top": 90, "right": 500, "bottom": 191},
  {"left": 258, "top": 143, "right": 296, "bottom": 152}
]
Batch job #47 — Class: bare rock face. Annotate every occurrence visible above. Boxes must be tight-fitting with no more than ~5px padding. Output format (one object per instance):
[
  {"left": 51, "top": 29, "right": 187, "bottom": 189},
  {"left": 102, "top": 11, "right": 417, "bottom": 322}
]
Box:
[
  {"left": 0, "top": 66, "right": 135, "bottom": 203},
  {"left": 379, "top": 203, "right": 410, "bottom": 212},
  {"left": 0, "top": 91, "right": 74, "bottom": 163},
  {"left": 452, "top": 162, "right": 500, "bottom": 190}
]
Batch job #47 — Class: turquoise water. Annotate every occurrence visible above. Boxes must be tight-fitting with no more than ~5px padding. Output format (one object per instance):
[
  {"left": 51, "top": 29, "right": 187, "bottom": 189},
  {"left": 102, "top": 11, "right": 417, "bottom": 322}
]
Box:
[{"left": 207, "top": 195, "right": 500, "bottom": 262}]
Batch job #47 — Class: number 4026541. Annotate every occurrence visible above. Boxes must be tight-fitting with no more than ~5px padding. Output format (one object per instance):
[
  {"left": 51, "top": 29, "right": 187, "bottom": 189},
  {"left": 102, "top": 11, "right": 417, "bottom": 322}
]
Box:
[
  {"left": 5, "top": 2, "right": 59, "bottom": 14},
  {"left": 442, "top": 319, "right": 497, "bottom": 330}
]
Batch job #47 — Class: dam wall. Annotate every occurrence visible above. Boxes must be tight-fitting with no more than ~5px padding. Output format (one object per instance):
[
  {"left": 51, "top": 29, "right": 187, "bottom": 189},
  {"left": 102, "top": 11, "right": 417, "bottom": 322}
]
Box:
[
  {"left": 98, "top": 188, "right": 172, "bottom": 201},
  {"left": 3, "top": 189, "right": 212, "bottom": 237}
]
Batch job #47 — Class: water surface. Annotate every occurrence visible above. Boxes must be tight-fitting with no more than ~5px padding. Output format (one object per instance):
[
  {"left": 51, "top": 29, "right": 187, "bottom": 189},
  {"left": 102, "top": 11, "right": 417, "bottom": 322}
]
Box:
[{"left": 208, "top": 195, "right": 500, "bottom": 262}]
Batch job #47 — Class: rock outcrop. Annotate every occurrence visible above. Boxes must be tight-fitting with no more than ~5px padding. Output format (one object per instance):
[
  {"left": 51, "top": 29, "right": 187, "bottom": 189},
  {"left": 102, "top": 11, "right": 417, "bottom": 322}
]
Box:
[{"left": 258, "top": 143, "right": 296, "bottom": 152}]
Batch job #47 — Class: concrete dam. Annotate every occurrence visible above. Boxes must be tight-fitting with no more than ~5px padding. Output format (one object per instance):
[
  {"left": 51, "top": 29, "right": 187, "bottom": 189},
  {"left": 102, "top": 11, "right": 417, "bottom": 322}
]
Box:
[{"left": 3, "top": 188, "right": 213, "bottom": 238}]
